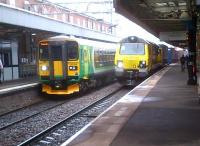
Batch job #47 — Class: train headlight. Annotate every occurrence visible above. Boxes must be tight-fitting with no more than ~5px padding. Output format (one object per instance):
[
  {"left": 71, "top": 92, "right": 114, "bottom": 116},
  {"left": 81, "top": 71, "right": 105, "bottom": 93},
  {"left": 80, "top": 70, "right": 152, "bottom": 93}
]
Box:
[
  {"left": 41, "top": 65, "right": 48, "bottom": 71},
  {"left": 117, "top": 61, "right": 123, "bottom": 68},
  {"left": 69, "top": 66, "right": 77, "bottom": 70},
  {"left": 139, "top": 61, "right": 146, "bottom": 68}
]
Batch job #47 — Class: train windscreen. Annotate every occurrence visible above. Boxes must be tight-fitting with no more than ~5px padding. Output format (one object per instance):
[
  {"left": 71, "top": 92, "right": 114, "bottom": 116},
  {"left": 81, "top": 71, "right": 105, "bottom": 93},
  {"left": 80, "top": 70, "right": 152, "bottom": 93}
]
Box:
[
  {"left": 120, "top": 43, "right": 145, "bottom": 55},
  {"left": 50, "top": 45, "right": 62, "bottom": 60},
  {"left": 39, "top": 44, "right": 49, "bottom": 60},
  {"left": 66, "top": 41, "right": 78, "bottom": 60}
]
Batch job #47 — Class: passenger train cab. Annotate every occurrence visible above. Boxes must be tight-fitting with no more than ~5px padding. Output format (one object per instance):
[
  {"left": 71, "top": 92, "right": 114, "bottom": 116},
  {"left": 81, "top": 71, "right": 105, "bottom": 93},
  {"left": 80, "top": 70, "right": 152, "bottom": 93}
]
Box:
[{"left": 38, "top": 35, "right": 116, "bottom": 95}]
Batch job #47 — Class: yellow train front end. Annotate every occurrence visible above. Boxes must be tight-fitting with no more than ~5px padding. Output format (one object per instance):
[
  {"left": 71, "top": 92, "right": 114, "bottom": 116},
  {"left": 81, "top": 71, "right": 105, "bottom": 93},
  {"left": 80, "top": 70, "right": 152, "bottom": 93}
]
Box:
[
  {"left": 114, "top": 36, "right": 150, "bottom": 85},
  {"left": 38, "top": 38, "right": 80, "bottom": 95}
]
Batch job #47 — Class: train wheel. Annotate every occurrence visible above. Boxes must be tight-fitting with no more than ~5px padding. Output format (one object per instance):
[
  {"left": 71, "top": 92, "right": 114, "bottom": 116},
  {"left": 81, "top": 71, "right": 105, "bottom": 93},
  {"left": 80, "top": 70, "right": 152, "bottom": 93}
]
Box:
[
  {"left": 80, "top": 81, "right": 88, "bottom": 93},
  {"left": 96, "top": 80, "right": 102, "bottom": 87}
]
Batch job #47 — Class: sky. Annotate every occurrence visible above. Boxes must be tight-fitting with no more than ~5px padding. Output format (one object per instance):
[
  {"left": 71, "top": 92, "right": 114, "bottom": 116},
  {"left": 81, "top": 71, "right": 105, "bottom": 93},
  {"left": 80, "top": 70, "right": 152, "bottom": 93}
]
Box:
[{"left": 48, "top": 0, "right": 161, "bottom": 43}]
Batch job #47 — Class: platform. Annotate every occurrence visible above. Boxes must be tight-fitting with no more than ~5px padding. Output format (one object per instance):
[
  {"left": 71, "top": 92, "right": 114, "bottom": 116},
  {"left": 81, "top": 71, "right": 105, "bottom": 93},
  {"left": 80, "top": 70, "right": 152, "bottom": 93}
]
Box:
[
  {"left": 61, "top": 64, "right": 200, "bottom": 146},
  {"left": 0, "top": 76, "right": 39, "bottom": 95}
]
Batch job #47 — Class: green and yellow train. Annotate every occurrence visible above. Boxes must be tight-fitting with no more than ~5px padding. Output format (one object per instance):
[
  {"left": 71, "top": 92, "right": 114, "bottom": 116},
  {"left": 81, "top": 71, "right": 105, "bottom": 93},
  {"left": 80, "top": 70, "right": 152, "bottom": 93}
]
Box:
[
  {"left": 114, "top": 36, "right": 163, "bottom": 85},
  {"left": 38, "top": 36, "right": 116, "bottom": 95}
]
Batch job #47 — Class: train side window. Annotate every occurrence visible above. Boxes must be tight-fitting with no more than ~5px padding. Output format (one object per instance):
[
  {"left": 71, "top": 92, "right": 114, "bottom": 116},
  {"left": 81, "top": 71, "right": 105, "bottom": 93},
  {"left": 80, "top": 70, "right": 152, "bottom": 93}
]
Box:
[{"left": 94, "top": 48, "right": 100, "bottom": 68}]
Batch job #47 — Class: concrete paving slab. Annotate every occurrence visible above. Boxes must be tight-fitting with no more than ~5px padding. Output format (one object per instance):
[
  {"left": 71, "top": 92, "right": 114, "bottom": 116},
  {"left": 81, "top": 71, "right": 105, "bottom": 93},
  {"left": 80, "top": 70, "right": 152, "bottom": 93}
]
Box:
[{"left": 111, "top": 65, "right": 199, "bottom": 146}]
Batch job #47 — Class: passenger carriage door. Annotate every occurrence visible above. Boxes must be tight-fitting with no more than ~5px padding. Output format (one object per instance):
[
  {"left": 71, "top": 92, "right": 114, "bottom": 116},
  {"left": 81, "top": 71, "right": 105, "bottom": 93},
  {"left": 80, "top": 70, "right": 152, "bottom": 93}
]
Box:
[{"left": 83, "top": 46, "right": 89, "bottom": 78}]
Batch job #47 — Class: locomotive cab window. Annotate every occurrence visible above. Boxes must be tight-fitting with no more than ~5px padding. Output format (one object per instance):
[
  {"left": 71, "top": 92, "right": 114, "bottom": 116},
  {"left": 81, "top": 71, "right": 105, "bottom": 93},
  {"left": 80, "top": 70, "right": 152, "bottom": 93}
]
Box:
[
  {"left": 66, "top": 41, "right": 78, "bottom": 60},
  {"left": 120, "top": 43, "right": 145, "bottom": 55},
  {"left": 50, "top": 45, "right": 62, "bottom": 60},
  {"left": 39, "top": 44, "right": 49, "bottom": 60}
]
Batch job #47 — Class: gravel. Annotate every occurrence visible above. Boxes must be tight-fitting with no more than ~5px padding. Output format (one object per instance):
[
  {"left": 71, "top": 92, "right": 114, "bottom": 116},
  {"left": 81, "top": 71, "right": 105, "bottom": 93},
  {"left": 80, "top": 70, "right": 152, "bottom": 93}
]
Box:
[{"left": 0, "top": 83, "right": 122, "bottom": 146}]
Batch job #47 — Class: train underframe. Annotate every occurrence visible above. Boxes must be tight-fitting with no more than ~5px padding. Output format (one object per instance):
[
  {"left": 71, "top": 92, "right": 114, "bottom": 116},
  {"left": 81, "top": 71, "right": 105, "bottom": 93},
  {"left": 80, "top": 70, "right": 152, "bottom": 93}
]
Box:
[
  {"left": 115, "top": 67, "right": 148, "bottom": 85},
  {"left": 40, "top": 70, "right": 115, "bottom": 95},
  {"left": 41, "top": 80, "right": 80, "bottom": 95}
]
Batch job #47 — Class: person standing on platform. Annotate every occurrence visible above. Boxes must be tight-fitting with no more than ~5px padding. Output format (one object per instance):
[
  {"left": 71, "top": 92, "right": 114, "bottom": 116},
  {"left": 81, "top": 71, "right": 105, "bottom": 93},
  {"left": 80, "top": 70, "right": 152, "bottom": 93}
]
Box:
[
  {"left": 0, "top": 58, "right": 3, "bottom": 83},
  {"left": 185, "top": 55, "right": 189, "bottom": 67},
  {"left": 180, "top": 55, "right": 185, "bottom": 72}
]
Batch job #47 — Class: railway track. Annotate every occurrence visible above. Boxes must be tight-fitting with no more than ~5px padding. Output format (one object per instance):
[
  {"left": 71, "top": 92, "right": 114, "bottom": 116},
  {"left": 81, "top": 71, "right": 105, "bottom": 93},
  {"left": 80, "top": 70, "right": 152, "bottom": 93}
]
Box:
[
  {"left": 0, "top": 82, "right": 123, "bottom": 146},
  {"left": 18, "top": 87, "right": 130, "bottom": 146},
  {"left": 0, "top": 82, "right": 118, "bottom": 131},
  {"left": 0, "top": 67, "right": 164, "bottom": 146},
  {"left": 0, "top": 86, "right": 43, "bottom": 116},
  {"left": 0, "top": 99, "right": 71, "bottom": 130}
]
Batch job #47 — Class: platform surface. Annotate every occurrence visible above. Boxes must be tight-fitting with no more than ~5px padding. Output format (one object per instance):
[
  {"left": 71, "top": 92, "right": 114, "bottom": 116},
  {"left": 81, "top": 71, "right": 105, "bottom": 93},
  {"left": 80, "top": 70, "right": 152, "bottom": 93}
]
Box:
[
  {"left": 0, "top": 76, "right": 39, "bottom": 95},
  {"left": 61, "top": 65, "right": 200, "bottom": 146}
]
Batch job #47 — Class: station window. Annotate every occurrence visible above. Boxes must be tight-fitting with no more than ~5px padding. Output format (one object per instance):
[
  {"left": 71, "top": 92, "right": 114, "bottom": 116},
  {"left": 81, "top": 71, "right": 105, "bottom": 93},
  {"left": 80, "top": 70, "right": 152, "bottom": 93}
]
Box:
[
  {"left": 70, "top": 16, "right": 73, "bottom": 23},
  {"left": 63, "top": 14, "right": 66, "bottom": 22},
  {"left": 88, "top": 21, "right": 92, "bottom": 29},
  {"left": 83, "top": 20, "right": 86, "bottom": 27},
  {"left": 77, "top": 18, "right": 80, "bottom": 25},
  {"left": 97, "top": 24, "right": 101, "bottom": 31},
  {"left": 3, "top": 51, "right": 11, "bottom": 66},
  {"left": 0, "top": 50, "right": 12, "bottom": 67},
  {"left": 102, "top": 25, "right": 105, "bottom": 32}
]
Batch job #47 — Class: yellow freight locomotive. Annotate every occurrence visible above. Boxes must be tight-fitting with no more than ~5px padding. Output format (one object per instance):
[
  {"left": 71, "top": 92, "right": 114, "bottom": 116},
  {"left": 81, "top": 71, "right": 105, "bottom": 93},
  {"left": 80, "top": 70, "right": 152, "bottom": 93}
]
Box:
[
  {"left": 38, "top": 35, "right": 116, "bottom": 95},
  {"left": 114, "top": 36, "right": 163, "bottom": 85}
]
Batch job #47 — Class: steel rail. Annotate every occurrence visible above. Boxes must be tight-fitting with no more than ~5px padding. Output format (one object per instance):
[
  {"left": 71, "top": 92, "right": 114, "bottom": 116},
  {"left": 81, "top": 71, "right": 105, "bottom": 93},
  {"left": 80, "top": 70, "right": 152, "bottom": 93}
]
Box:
[{"left": 17, "top": 86, "right": 123, "bottom": 146}]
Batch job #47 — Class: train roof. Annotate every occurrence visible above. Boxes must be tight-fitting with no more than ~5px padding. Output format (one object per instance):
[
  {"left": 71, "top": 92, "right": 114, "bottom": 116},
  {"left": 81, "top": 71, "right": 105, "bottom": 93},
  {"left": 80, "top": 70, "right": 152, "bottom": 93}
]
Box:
[
  {"left": 42, "top": 35, "right": 117, "bottom": 50},
  {"left": 120, "top": 36, "right": 149, "bottom": 43},
  {"left": 120, "top": 36, "right": 160, "bottom": 47},
  {"left": 47, "top": 35, "right": 71, "bottom": 41}
]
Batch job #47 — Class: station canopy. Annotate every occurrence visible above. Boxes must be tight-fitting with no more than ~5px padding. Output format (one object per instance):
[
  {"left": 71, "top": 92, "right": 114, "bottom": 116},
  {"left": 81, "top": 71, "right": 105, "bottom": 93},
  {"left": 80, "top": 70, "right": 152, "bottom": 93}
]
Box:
[{"left": 114, "top": 0, "right": 196, "bottom": 35}]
